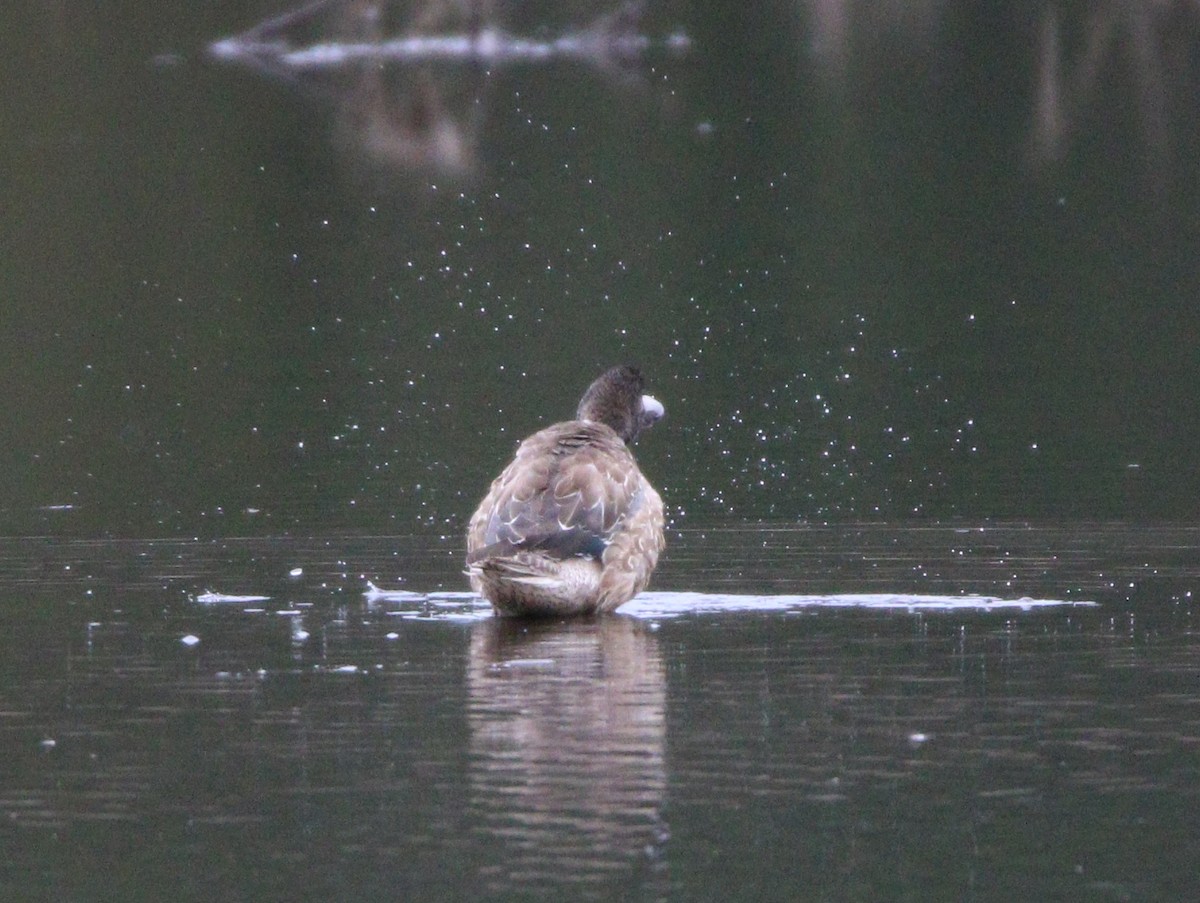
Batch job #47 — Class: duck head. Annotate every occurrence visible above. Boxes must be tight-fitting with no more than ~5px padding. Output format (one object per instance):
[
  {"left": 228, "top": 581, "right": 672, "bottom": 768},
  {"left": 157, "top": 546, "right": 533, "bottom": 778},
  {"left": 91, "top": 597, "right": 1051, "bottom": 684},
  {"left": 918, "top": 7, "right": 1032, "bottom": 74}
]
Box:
[{"left": 576, "top": 365, "right": 664, "bottom": 444}]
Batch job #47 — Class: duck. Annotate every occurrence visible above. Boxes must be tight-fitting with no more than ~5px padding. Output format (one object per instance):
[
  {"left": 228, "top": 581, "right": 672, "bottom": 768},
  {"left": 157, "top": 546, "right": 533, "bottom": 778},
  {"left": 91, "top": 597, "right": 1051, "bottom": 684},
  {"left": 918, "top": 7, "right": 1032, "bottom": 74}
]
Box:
[{"left": 466, "top": 365, "right": 666, "bottom": 617}]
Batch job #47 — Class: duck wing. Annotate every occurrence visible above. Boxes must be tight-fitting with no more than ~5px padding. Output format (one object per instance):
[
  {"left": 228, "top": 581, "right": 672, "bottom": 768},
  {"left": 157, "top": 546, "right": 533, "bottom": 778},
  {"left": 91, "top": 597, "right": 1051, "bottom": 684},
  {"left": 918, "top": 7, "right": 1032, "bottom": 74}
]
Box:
[{"left": 467, "top": 422, "right": 646, "bottom": 563}]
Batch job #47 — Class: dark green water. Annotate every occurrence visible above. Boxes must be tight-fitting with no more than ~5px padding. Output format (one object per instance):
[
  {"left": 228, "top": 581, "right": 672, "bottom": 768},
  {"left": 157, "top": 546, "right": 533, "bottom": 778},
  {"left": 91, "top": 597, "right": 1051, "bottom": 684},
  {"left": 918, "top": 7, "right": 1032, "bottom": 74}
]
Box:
[
  {"left": 4, "top": 0, "right": 1200, "bottom": 898},
  {"left": 5, "top": 0, "right": 1200, "bottom": 534},
  {"left": 1, "top": 524, "right": 1198, "bottom": 899}
]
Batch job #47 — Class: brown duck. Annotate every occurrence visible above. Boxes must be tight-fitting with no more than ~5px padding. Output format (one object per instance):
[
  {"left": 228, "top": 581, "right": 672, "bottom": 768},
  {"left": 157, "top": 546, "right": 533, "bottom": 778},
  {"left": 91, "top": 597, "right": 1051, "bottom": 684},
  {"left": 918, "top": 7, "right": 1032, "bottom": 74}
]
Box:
[{"left": 466, "top": 365, "right": 665, "bottom": 617}]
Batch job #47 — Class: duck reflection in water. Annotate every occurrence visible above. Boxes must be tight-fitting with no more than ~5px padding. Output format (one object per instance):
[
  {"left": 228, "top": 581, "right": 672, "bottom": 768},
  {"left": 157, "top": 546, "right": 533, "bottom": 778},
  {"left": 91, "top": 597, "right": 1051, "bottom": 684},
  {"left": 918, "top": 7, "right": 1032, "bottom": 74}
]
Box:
[
  {"left": 467, "top": 365, "right": 666, "bottom": 617},
  {"left": 467, "top": 616, "right": 668, "bottom": 895}
]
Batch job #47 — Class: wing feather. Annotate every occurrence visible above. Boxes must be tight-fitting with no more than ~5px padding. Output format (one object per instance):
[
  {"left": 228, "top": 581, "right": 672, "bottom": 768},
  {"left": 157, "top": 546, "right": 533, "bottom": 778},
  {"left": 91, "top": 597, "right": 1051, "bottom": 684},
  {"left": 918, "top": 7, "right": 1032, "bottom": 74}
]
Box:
[{"left": 466, "top": 421, "right": 644, "bottom": 563}]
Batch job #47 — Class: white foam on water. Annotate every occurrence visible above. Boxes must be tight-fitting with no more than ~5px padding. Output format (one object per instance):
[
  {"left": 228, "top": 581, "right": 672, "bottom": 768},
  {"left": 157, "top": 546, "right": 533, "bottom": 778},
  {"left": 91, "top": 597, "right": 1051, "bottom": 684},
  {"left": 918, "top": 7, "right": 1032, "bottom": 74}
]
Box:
[
  {"left": 361, "top": 585, "right": 1097, "bottom": 621},
  {"left": 620, "top": 591, "right": 1098, "bottom": 619},
  {"left": 194, "top": 591, "right": 272, "bottom": 604}
]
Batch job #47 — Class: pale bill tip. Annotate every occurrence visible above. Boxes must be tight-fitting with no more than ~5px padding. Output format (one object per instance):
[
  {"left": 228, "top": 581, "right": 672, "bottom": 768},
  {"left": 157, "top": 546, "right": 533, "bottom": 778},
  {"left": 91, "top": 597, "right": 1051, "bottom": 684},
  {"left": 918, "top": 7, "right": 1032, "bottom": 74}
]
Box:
[{"left": 641, "top": 394, "right": 665, "bottom": 419}]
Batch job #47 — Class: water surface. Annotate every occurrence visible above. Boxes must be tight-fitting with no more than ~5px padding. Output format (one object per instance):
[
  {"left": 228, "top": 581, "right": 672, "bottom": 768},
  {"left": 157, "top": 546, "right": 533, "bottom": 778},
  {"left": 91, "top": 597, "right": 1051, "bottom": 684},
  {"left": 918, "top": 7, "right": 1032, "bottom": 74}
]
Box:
[{"left": 1, "top": 523, "right": 1197, "bottom": 899}]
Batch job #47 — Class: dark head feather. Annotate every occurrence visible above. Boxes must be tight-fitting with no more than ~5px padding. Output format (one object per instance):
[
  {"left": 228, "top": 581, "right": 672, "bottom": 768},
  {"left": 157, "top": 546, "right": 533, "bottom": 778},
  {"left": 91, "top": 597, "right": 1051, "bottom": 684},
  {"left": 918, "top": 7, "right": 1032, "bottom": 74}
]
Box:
[{"left": 576, "top": 365, "right": 663, "bottom": 444}]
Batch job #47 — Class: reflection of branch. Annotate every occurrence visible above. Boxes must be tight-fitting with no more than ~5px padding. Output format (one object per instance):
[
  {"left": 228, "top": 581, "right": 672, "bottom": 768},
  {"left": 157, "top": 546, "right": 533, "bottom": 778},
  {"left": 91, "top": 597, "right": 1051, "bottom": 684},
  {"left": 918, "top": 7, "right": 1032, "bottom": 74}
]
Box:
[
  {"left": 341, "top": 67, "right": 479, "bottom": 174},
  {"left": 1126, "top": 6, "right": 1169, "bottom": 174},
  {"left": 219, "top": 0, "right": 339, "bottom": 46},
  {"left": 205, "top": 0, "right": 689, "bottom": 177},
  {"left": 1031, "top": 6, "right": 1066, "bottom": 163},
  {"left": 209, "top": 0, "right": 688, "bottom": 73},
  {"left": 1030, "top": 2, "right": 1175, "bottom": 178}
]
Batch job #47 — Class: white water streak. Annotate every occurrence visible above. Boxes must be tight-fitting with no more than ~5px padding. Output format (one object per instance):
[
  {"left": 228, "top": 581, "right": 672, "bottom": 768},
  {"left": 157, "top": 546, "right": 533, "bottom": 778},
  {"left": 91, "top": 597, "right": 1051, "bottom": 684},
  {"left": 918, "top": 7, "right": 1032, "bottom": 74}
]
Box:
[{"left": 362, "top": 585, "right": 1097, "bottom": 619}]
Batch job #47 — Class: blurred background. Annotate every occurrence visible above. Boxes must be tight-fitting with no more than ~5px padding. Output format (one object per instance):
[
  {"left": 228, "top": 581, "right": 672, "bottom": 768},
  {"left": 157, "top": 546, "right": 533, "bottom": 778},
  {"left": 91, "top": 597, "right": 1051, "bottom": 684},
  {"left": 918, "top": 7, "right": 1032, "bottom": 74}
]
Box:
[{"left": 5, "top": 0, "right": 1200, "bottom": 541}]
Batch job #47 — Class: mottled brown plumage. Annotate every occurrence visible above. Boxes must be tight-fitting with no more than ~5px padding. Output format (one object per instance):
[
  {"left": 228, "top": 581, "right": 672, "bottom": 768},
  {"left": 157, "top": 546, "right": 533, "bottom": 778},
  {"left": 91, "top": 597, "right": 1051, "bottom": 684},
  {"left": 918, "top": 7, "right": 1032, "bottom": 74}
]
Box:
[{"left": 466, "top": 366, "right": 665, "bottom": 616}]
